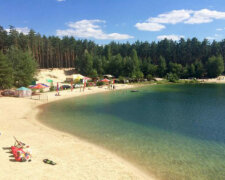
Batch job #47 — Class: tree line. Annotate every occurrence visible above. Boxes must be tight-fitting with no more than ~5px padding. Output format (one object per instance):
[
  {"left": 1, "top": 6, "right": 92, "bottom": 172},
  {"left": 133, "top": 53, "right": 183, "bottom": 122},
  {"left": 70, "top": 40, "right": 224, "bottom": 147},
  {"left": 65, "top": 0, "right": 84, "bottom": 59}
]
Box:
[
  {"left": 0, "top": 26, "right": 225, "bottom": 86},
  {"left": 0, "top": 47, "right": 37, "bottom": 89}
]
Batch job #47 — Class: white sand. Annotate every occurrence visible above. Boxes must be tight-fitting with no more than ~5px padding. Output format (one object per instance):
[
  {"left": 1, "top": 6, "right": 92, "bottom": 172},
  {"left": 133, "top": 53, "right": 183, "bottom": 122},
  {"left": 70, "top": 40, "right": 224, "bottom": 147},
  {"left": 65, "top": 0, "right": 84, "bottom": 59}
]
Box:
[
  {"left": 0, "top": 84, "right": 155, "bottom": 180},
  {"left": 198, "top": 75, "right": 225, "bottom": 83},
  {"left": 35, "top": 68, "right": 75, "bottom": 84}
]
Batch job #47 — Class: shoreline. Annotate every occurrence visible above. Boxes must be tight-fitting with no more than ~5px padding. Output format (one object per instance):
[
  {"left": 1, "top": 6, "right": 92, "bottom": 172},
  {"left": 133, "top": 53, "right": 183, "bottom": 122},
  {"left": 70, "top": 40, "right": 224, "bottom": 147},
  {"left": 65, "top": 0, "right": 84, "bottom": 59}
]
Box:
[{"left": 0, "top": 84, "right": 155, "bottom": 180}]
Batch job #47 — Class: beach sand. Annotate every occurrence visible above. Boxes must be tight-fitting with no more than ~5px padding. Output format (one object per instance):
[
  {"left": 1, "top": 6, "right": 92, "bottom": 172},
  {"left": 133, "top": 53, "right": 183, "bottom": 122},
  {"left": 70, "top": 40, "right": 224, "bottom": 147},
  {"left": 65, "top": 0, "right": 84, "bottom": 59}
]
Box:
[
  {"left": 0, "top": 84, "right": 154, "bottom": 180},
  {"left": 198, "top": 75, "right": 225, "bottom": 83}
]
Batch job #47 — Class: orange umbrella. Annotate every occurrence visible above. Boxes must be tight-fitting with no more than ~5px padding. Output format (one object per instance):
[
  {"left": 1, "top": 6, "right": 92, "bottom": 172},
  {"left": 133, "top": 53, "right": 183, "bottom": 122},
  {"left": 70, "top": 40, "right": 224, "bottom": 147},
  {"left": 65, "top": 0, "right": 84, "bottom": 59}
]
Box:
[
  {"left": 101, "top": 78, "right": 110, "bottom": 82},
  {"left": 30, "top": 83, "right": 48, "bottom": 89}
]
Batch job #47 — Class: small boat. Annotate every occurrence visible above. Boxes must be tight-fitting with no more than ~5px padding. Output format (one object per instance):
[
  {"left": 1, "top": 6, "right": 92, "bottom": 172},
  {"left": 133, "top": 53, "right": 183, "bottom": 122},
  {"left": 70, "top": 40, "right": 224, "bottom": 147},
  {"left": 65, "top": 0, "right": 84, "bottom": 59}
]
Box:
[{"left": 131, "top": 90, "right": 139, "bottom": 92}]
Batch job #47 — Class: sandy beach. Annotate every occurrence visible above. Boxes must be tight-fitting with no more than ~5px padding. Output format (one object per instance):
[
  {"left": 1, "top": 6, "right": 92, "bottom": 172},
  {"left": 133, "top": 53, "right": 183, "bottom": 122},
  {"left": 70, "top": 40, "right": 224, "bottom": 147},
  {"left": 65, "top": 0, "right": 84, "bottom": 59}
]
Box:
[
  {"left": 197, "top": 75, "right": 225, "bottom": 83},
  {"left": 0, "top": 84, "right": 154, "bottom": 180}
]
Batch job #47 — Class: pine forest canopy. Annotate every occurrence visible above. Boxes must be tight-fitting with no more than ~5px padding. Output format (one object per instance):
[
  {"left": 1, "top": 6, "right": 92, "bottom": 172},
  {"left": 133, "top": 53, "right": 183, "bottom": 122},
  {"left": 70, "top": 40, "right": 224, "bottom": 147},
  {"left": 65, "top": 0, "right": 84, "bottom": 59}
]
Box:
[{"left": 0, "top": 26, "right": 225, "bottom": 79}]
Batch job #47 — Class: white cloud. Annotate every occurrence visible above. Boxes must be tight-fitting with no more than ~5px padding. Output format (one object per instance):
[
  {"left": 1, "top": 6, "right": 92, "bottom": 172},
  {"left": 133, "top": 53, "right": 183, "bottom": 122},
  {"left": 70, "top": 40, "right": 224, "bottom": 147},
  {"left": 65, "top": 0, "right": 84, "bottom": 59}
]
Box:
[
  {"left": 185, "top": 9, "right": 225, "bottom": 24},
  {"left": 216, "top": 27, "right": 225, "bottom": 31},
  {"left": 206, "top": 33, "right": 222, "bottom": 40},
  {"left": 135, "top": 22, "right": 165, "bottom": 31},
  {"left": 136, "top": 9, "right": 225, "bottom": 31},
  {"left": 57, "top": 19, "right": 134, "bottom": 40},
  {"left": 157, "top": 34, "right": 184, "bottom": 41},
  {"left": 206, "top": 36, "right": 216, "bottom": 40},
  {"left": 149, "top": 10, "right": 192, "bottom": 24},
  {"left": 57, "top": 0, "right": 65, "bottom": 2},
  {"left": 6, "top": 27, "right": 30, "bottom": 35}
]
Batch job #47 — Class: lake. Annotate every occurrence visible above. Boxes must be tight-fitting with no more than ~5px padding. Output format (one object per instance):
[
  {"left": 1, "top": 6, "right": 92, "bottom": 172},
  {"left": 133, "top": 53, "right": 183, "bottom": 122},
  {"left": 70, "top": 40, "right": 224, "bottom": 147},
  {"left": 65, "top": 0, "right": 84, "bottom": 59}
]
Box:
[{"left": 38, "top": 84, "right": 225, "bottom": 180}]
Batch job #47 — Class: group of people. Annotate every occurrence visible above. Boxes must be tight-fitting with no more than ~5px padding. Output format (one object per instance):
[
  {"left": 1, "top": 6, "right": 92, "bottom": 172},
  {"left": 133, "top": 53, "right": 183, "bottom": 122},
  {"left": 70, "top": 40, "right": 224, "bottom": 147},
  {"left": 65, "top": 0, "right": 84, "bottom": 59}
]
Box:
[
  {"left": 11, "top": 137, "right": 32, "bottom": 162},
  {"left": 109, "top": 84, "right": 116, "bottom": 90}
]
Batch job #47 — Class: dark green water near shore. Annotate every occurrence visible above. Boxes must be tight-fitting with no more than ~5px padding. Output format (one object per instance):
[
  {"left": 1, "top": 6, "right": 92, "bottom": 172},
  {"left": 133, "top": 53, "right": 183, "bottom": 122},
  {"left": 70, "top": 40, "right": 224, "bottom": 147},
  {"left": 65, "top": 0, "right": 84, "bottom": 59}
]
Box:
[{"left": 39, "top": 84, "right": 225, "bottom": 180}]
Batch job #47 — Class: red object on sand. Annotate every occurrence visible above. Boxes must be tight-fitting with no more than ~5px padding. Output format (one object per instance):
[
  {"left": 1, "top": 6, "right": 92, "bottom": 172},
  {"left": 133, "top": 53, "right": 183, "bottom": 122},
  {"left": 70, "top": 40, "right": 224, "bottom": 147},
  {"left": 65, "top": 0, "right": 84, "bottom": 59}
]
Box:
[{"left": 11, "top": 146, "right": 25, "bottom": 162}]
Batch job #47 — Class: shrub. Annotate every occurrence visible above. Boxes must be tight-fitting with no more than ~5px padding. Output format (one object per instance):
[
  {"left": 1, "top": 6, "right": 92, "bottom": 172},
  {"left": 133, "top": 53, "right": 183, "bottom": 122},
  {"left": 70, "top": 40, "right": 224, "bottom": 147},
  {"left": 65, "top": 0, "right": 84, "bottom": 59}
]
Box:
[
  {"left": 118, "top": 76, "right": 125, "bottom": 81},
  {"left": 49, "top": 86, "right": 54, "bottom": 91},
  {"left": 146, "top": 74, "right": 154, "bottom": 81},
  {"left": 96, "top": 81, "right": 104, "bottom": 86},
  {"left": 166, "top": 73, "right": 179, "bottom": 82}
]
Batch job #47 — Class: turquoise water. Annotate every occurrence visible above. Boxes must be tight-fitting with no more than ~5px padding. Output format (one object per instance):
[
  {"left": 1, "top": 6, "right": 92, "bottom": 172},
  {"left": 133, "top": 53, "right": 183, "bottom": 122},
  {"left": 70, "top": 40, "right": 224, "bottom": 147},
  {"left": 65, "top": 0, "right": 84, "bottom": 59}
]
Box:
[{"left": 39, "top": 84, "right": 225, "bottom": 180}]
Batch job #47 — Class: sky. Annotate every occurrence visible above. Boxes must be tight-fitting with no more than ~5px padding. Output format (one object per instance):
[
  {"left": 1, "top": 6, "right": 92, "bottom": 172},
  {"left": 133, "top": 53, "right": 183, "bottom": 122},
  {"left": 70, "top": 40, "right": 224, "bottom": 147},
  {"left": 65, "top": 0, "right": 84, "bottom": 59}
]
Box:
[{"left": 1, "top": 0, "right": 225, "bottom": 44}]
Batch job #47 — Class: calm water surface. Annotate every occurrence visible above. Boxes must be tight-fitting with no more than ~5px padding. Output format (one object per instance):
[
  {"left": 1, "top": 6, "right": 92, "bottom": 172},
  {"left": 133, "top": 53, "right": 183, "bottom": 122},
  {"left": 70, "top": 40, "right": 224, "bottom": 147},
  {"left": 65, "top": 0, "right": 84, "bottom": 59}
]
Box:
[{"left": 39, "top": 84, "right": 225, "bottom": 180}]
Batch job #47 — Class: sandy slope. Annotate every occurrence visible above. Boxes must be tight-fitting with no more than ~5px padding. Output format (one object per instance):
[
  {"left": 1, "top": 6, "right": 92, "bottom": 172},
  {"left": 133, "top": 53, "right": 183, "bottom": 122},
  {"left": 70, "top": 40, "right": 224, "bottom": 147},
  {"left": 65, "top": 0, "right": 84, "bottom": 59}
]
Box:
[
  {"left": 35, "top": 68, "right": 76, "bottom": 84},
  {"left": 0, "top": 85, "right": 155, "bottom": 180}
]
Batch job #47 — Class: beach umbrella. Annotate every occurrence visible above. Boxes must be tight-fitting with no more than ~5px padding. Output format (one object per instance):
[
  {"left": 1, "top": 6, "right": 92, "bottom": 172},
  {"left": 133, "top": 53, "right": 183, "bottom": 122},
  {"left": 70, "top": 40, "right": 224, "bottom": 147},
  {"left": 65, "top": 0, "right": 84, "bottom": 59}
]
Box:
[
  {"left": 30, "top": 83, "right": 48, "bottom": 89},
  {"left": 73, "top": 74, "right": 84, "bottom": 81},
  {"left": 40, "top": 83, "right": 49, "bottom": 87},
  {"left": 84, "top": 77, "right": 91, "bottom": 81},
  {"left": 46, "top": 79, "right": 53, "bottom": 83},
  {"left": 101, "top": 78, "right": 110, "bottom": 82}
]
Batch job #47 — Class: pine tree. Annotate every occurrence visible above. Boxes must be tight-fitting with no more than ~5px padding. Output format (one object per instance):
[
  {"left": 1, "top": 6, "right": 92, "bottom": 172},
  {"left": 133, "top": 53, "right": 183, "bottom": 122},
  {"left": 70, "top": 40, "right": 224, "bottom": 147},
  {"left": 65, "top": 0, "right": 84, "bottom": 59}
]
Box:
[
  {"left": 0, "top": 52, "right": 13, "bottom": 89},
  {"left": 7, "top": 47, "right": 37, "bottom": 87},
  {"left": 206, "top": 55, "right": 224, "bottom": 78},
  {"left": 157, "top": 56, "right": 167, "bottom": 77}
]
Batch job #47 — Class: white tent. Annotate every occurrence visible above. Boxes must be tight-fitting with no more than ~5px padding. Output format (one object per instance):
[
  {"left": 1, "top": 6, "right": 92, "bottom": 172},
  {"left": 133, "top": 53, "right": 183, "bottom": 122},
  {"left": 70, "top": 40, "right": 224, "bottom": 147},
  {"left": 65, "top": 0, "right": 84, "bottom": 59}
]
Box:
[{"left": 15, "top": 87, "right": 32, "bottom": 97}]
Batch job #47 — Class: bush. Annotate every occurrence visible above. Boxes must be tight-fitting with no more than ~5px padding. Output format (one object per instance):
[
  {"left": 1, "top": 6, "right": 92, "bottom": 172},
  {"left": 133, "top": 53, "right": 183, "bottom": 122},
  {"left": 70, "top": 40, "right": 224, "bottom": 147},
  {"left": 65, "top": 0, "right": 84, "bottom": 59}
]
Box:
[
  {"left": 146, "top": 74, "right": 154, "bottom": 81},
  {"left": 206, "top": 55, "right": 224, "bottom": 78},
  {"left": 166, "top": 73, "right": 179, "bottom": 82},
  {"left": 40, "top": 88, "right": 44, "bottom": 93},
  {"left": 118, "top": 76, "right": 125, "bottom": 83},
  {"left": 96, "top": 81, "right": 104, "bottom": 86},
  {"left": 49, "top": 86, "right": 54, "bottom": 91}
]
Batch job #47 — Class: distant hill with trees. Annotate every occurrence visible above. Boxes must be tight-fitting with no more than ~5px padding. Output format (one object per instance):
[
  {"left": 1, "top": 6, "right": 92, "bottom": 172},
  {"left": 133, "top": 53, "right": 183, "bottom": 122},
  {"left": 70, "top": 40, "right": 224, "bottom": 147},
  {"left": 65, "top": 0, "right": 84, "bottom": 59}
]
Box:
[{"left": 0, "top": 26, "right": 225, "bottom": 88}]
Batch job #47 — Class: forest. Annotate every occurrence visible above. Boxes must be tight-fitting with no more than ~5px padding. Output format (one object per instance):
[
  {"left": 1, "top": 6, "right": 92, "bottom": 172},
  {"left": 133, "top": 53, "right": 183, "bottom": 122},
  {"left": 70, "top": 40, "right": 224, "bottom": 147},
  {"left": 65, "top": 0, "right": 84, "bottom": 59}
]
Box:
[{"left": 0, "top": 26, "right": 225, "bottom": 87}]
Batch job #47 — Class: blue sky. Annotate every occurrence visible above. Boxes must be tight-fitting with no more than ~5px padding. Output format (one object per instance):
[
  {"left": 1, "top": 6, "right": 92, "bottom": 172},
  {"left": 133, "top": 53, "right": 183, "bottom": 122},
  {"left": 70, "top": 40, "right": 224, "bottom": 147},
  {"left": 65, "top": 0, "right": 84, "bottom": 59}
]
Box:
[{"left": 1, "top": 0, "right": 225, "bottom": 44}]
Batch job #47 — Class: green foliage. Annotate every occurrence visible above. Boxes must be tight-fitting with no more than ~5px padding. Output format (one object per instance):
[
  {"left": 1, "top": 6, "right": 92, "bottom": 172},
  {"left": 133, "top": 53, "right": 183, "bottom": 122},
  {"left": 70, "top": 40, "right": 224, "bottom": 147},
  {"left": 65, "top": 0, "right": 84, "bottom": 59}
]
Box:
[
  {"left": 7, "top": 47, "right": 37, "bottom": 87},
  {"left": 188, "top": 64, "right": 196, "bottom": 77},
  {"left": 118, "top": 76, "right": 125, "bottom": 82},
  {"left": 168, "top": 62, "right": 183, "bottom": 78},
  {"left": 166, "top": 73, "right": 179, "bottom": 82},
  {"left": 108, "top": 54, "right": 123, "bottom": 77},
  {"left": 40, "top": 88, "right": 44, "bottom": 93},
  {"left": 157, "top": 56, "right": 167, "bottom": 77},
  {"left": 80, "top": 50, "right": 93, "bottom": 76},
  {"left": 93, "top": 56, "right": 104, "bottom": 75},
  {"left": 194, "top": 60, "right": 205, "bottom": 78},
  {"left": 0, "top": 52, "right": 13, "bottom": 89},
  {"left": 1, "top": 26, "right": 225, "bottom": 81},
  {"left": 96, "top": 81, "right": 104, "bottom": 86},
  {"left": 135, "top": 71, "right": 144, "bottom": 79},
  {"left": 206, "top": 55, "right": 224, "bottom": 78},
  {"left": 146, "top": 74, "right": 153, "bottom": 81},
  {"left": 49, "top": 85, "right": 54, "bottom": 92},
  {"left": 90, "top": 69, "right": 98, "bottom": 78}
]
